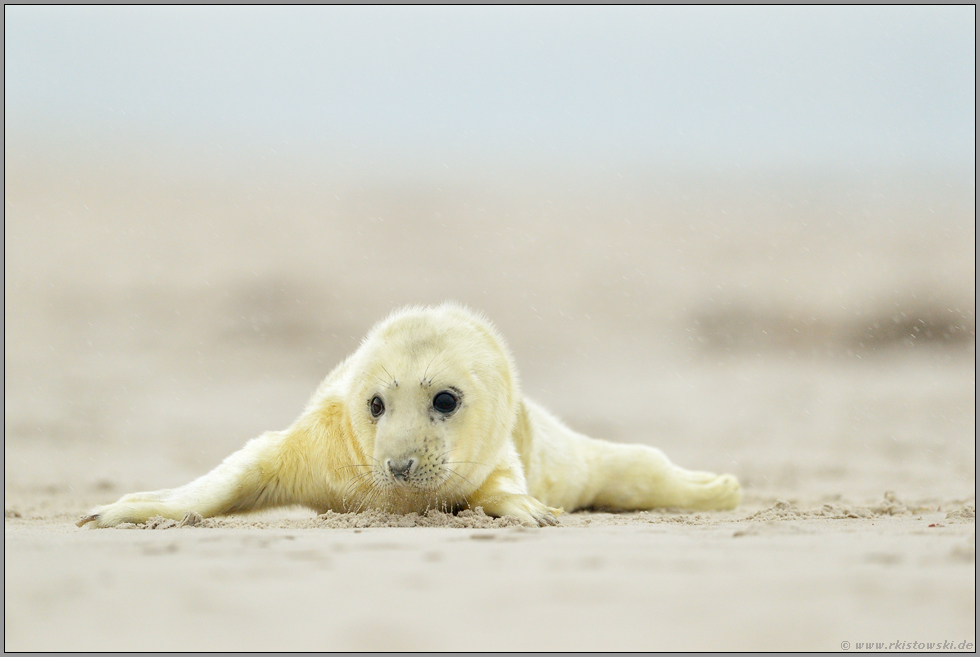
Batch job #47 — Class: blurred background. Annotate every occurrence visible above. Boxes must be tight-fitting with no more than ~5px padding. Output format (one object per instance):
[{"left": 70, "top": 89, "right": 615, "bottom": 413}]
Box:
[{"left": 4, "top": 6, "right": 975, "bottom": 508}]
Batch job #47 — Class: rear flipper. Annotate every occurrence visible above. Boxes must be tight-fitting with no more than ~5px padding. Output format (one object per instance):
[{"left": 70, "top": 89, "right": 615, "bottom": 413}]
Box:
[
  {"left": 521, "top": 399, "right": 740, "bottom": 512},
  {"left": 587, "top": 441, "right": 740, "bottom": 511}
]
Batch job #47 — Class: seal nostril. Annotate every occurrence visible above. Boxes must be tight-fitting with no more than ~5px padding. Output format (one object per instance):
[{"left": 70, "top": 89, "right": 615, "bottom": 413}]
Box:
[{"left": 388, "top": 457, "right": 415, "bottom": 480}]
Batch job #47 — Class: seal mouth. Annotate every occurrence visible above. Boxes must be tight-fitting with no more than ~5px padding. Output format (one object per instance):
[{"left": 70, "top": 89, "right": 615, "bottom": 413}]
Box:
[
  {"left": 387, "top": 475, "right": 418, "bottom": 490},
  {"left": 383, "top": 474, "right": 441, "bottom": 493},
  {"left": 373, "top": 463, "right": 451, "bottom": 496},
  {"left": 355, "top": 472, "right": 461, "bottom": 515},
  {"left": 380, "top": 454, "right": 453, "bottom": 493},
  {"left": 340, "top": 458, "right": 464, "bottom": 514}
]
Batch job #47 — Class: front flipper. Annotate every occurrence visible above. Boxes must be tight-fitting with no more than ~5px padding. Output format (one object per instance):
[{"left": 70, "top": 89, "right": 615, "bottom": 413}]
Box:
[
  {"left": 473, "top": 492, "right": 562, "bottom": 527},
  {"left": 467, "top": 467, "right": 562, "bottom": 527},
  {"left": 78, "top": 491, "right": 180, "bottom": 528},
  {"left": 78, "top": 431, "right": 295, "bottom": 528}
]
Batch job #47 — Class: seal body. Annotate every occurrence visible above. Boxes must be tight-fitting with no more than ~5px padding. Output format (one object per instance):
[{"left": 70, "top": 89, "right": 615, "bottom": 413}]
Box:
[{"left": 80, "top": 303, "right": 740, "bottom": 528}]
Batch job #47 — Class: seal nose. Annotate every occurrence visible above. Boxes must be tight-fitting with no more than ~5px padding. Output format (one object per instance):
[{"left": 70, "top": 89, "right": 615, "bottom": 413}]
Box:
[{"left": 387, "top": 457, "right": 416, "bottom": 481}]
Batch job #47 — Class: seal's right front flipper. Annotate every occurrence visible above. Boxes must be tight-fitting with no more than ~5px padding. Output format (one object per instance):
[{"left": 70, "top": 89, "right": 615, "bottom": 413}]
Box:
[
  {"left": 78, "top": 431, "right": 296, "bottom": 528},
  {"left": 77, "top": 496, "right": 175, "bottom": 528}
]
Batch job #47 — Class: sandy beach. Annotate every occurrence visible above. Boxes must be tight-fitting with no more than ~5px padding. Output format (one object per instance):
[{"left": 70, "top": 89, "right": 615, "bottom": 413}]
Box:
[{"left": 4, "top": 152, "right": 976, "bottom": 651}]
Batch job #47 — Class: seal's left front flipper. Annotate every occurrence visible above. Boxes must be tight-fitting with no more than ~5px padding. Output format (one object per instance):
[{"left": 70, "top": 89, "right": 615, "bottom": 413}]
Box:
[{"left": 469, "top": 486, "right": 562, "bottom": 527}]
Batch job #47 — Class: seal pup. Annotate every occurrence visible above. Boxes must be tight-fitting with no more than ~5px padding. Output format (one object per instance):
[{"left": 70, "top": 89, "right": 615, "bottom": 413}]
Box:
[{"left": 79, "top": 303, "right": 740, "bottom": 528}]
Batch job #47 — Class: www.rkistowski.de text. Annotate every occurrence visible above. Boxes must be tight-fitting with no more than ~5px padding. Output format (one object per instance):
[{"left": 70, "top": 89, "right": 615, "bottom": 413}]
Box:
[{"left": 841, "top": 640, "right": 974, "bottom": 651}]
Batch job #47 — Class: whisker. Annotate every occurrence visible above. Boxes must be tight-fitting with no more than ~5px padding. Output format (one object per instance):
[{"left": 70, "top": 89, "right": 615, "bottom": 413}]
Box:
[
  {"left": 335, "top": 463, "right": 374, "bottom": 473},
  {"left": 422, "top": 353, "right": 437, "bottom": 383},
  {"left": 342, "top": 468, "right": 378, "bottom": 508},
  {"left": 379, "top": 365, "right": 395, "bottom": 387},
  {"left": 444, "top": 468, "right": 479, "bottom": 498},
  {"left": 342, "top": 473, "right": 370, "bottom": 498},
  {"left": 344, "top": 472, "right": 374, "bottom": 507},
  {"left": 426, "top": 365, "right": 449, "bottom": 384},
  {"left": 442, "top": 472, "right": 468, "bottom": 510},
  {"left": 354, "top": 480, "right": 383, "bottom": 514}
]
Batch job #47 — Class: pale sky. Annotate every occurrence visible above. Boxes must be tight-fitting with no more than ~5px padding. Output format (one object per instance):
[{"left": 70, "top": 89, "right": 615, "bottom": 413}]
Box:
[{"left": 5, "top": 6, "right": 975, "bottom": 169}]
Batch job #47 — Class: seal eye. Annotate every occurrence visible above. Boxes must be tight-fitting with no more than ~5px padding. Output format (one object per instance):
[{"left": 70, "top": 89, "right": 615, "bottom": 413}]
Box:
[
  {"left": 370, "top": 395, "right": 385, "bottom": 418},
  {"left": 432, "top": 391, "right": 458, "bottom": 414}
]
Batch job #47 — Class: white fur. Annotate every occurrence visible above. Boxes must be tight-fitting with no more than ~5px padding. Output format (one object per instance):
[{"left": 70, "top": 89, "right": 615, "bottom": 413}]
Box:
[{"left": 80, "top": 303, "right": 739, "bottom": 528}]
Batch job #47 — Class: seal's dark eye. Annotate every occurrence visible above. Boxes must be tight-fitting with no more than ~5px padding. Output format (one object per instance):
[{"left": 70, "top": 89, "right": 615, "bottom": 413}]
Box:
[
  {"left": 432, "top": 391, "right": 458, "bottom": 414},
  {"left": 370, "top": 396, "right": 385, "bottom": 418}
]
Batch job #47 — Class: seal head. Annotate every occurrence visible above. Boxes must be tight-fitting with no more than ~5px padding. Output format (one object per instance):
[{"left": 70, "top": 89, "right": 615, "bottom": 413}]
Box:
[{"left": 343, "top": 304, "right": 520, "bottom": 513}]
